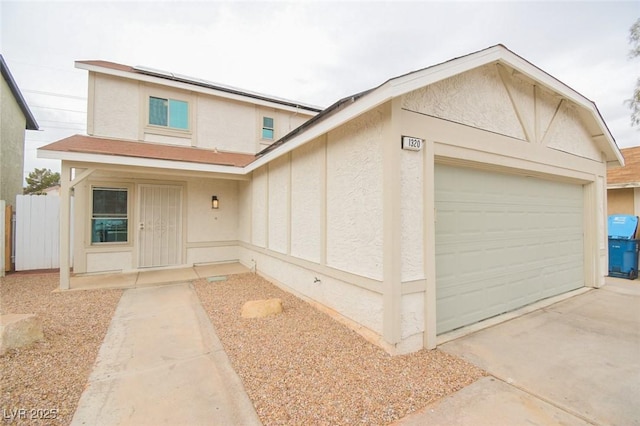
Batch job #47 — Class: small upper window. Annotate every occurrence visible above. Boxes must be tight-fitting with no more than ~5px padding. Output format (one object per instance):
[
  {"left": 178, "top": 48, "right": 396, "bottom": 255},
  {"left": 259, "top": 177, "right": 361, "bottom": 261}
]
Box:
[
  {"left": 262, "top": 116, "right": 274, "bottom": 140},
  {"left": 149, "top": 97, "right": 189, "bottom": 130}
]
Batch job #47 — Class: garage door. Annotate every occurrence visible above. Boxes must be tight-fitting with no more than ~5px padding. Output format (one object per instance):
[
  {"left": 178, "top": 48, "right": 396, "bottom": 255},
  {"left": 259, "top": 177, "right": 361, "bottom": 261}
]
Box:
[{"left": 435, "top": 164, "right": 584, "bottom": 334}]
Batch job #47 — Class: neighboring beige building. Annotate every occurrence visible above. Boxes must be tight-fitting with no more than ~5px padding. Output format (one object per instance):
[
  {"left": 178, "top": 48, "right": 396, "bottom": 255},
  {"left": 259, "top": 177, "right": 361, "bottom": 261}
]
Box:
[
  {"left": 607, "top": 146, "right": 640, "bottom": 218},
  {"left": 40, "top": 45, "right": 622, "bottom": 354},
  {"left": 1, "top": 55, "right": 39, "bottom": 205}
]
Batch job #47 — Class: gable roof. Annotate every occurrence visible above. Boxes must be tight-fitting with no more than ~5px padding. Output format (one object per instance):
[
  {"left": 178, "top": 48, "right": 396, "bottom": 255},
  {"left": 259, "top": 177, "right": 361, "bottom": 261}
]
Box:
[
  {"left": 75, "top": 60, "right": 323, "bottom": 114},
  {"left": 0, "top": 55, "right": 39, "bottom": 130},
  {"left": 253, "top": 44, "right": 623, "bottom": 170},
  {"left": 608, "top": 146, "right": 640, "bottom": 188},
  {"left": 40, "top": 45, "right": 623, "bottom": 174}
]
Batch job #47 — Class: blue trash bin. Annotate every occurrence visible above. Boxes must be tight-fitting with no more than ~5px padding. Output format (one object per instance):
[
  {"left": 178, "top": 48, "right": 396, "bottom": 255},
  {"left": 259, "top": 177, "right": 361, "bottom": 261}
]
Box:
[{"left": 608, "top": 215, "right": 640, "bottom": 280}]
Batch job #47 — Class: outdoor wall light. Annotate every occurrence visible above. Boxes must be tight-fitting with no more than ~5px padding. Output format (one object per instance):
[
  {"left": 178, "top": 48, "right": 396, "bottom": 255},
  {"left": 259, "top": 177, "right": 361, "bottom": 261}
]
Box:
[{"left": 211, "top": 195, "right": 219, "bottom": 209}]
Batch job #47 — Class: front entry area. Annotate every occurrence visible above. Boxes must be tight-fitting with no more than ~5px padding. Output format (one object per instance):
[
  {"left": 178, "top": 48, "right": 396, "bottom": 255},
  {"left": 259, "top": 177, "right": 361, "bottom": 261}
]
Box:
[
  {"left": 435, "top": 164, "right": 584, "bottom": 334},
  {"left": 138, "top": 184, "right": 183, "bottom": 268}
]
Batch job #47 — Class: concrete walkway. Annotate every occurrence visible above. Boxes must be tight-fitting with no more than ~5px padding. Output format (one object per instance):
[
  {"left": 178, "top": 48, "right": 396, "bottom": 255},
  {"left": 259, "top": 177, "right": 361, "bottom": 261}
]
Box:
[
  {"left": 71, "top": 282, "right": 261, "bottom": 426},
  {"left": 397, "top": 278, "right": 640, "bottom": 426},
  {"left": 69, "top": 262, "right": 251, "bottom": 291}
]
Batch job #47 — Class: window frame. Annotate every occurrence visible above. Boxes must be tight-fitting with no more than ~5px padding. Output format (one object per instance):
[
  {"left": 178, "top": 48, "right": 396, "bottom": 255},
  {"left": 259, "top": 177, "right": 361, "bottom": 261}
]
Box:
[
  {"left": 141, "top": 86, "right": 194, "bottom": 140},
  {"left": 261, "top": 116, "right": 275, "bottom": 140},
  {"left": 148, "top": 96, "right": 190, "bottom": 131},
  {"left": 90, "top": 185, "right": 131, "bottom": 246}
]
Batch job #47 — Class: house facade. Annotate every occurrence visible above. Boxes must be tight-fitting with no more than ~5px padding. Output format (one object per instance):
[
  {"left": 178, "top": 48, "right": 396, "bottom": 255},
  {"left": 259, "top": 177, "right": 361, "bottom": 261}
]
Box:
[
  {"left": 607, "top": 146, "right": 640, "bottom": 222},
  {"left": 40, "top": 45, "right": 622, "bottom": 354},
  {"left": 1, "top": 55, "right": 39, "bottom": 276},
  {"left": 1, "top": 55, "right": 39, "bottom": 204}
]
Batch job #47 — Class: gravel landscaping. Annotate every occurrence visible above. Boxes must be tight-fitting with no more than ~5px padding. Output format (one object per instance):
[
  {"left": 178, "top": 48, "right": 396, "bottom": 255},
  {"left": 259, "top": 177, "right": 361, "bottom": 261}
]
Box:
[
  {"left": 0, "top": 273, "right": 122, "bottom": 425},
  {"left": 194, "top": 273, "right": 486, "bottom": 425},
  {"left": 1, "top": 270, "right": 486, "bottom": 425}
]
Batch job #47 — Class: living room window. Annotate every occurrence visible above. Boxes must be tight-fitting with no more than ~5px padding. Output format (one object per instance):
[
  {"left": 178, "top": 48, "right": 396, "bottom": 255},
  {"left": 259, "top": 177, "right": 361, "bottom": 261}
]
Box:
[
  {"left": 149, "top": 96, "right": 189, "bottom": 130},
  {"left": 91, "top": 187, "right": 128, "bottom": 244},
  {"left": 262, "top": 116, "right": 274, "bottom": 140}
]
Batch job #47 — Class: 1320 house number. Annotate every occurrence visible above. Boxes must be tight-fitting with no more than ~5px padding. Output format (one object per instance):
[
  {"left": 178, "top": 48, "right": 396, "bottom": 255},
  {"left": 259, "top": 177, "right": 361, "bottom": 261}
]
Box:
[{"left": 401, "top": 136, "right": 423, "bottom": 151}]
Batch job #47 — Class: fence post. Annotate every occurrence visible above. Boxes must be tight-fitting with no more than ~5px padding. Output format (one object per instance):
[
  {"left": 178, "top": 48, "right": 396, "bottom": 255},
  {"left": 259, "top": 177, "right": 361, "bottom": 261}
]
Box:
[
  {"left": 0, "top": 200, "right": 4, "bottom": 277},
  {"left": 5, "top": 203, "right": 12, "bottom": 273}
]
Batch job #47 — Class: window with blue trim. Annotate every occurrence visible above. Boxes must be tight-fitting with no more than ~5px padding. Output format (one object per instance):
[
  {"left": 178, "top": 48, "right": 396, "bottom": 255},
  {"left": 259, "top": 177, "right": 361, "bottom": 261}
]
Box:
[{"left": 149, "top": 97, "right": 189, "bottom": 130}]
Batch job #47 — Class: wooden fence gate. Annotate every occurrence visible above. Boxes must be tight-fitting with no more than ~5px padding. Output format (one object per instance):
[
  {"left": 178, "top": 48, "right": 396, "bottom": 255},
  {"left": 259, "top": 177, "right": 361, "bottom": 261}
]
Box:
[{"left": 15, "top": 194, "right": 60, "bottom": 271}]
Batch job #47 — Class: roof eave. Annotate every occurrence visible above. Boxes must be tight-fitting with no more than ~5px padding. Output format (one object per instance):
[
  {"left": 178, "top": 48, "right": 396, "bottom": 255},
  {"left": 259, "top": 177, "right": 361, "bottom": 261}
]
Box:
[
  {"left": 254, "top": 44, "right": 624, "bottom": 170},
  {"left": 607, "top": 182, "right": 640, "bottom": 189},
  {"left": 75, "top": 61, "right": 322, "bottom": 115},
  {"left": 37, "top": 148, "right": 247, "bottom": 175},
  {"left": 1, "top": 55, "right": 39, "bottom": 130}
]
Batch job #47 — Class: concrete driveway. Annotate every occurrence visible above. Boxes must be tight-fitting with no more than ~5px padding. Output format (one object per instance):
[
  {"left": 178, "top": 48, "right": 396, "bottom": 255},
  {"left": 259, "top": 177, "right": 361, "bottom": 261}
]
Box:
[{"left": 399, "top": 278, "right": 640, "bottom": 426}]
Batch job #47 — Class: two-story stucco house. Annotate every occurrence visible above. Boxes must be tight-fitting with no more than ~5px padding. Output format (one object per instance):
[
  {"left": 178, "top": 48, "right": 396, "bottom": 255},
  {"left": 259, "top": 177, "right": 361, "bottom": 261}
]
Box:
[{"left": 40, "top": 45, "right": 622, "bottom": 354}]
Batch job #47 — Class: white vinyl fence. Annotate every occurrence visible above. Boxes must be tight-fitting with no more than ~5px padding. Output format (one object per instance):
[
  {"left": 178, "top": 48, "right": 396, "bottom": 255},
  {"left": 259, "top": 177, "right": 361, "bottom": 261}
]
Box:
[
  {"left": 15, "top": 194, "right": 60, "bottom": 270},
  {"left": 1, "top": 200, "right": 5, "bottom": 276}
]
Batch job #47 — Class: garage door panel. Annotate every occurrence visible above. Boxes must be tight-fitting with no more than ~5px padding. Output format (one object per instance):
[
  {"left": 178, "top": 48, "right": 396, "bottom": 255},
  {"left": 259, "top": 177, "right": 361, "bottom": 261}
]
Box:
[{"left": 436, "top": 164, "right": 584, "bottom": 334}]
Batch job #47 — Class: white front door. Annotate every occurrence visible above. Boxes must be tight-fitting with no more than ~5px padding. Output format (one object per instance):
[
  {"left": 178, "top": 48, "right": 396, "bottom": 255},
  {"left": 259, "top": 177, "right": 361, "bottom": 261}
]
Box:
[{"left": 138, "top": 185, "right": 183, "bottom": 268}]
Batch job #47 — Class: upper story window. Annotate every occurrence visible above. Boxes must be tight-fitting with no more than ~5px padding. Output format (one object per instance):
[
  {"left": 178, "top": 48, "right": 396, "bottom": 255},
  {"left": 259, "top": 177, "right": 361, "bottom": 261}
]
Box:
[
  {"left": 262, "top": 116, "right": 274, "bottom": 140},
  {"left": 91, "top": 187, "right": 128, "bottom": 244},
  {"left": 149, "top": 96, "right": 189, "bottom": 130}
]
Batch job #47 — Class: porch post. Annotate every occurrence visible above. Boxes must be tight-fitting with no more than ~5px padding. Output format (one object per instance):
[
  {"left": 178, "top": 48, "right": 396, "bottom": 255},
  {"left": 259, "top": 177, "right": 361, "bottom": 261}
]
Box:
[{"left": 59, "top": 163, "right": 71, "bottom": 290}]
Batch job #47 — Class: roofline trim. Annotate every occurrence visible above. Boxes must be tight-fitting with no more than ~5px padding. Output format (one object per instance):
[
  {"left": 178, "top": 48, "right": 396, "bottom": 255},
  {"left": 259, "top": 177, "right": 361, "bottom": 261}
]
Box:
[
  {"left": 75, "top": 61, "right": 323, "bottom": 114},
  {"left": 607, "top": 182, "right": 640, "bottom": 189},
  {"left": 252, "top": 44, "right": 623, "bottom": 169},
  {"left": 38, "top": 148, "right": 247, "bottom": 175},
  {"left": 132, "top": 65, "right": 323, "bottom": 112}
]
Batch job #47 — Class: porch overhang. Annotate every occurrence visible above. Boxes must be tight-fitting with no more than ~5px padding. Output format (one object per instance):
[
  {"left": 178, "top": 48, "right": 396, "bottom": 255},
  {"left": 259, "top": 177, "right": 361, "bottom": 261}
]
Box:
[{"left": 38, "top": 135, "right": 255, "bottom": 177}]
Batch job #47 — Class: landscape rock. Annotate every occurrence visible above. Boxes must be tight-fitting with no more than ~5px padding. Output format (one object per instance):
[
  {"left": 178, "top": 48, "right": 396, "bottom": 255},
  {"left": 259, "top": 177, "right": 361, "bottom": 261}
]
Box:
[
  {"left": 0, "top": 314, "right": 44, "bottom": 355},
  {"left": 241, "top": 298, "right": 283, "bottom": 318}
]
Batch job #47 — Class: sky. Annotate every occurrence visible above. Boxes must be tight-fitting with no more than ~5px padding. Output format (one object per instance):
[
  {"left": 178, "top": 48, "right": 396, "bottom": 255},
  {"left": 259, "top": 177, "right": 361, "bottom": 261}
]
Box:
[{"left": 1, "top": 0, "right": 639, "bottom": 180}]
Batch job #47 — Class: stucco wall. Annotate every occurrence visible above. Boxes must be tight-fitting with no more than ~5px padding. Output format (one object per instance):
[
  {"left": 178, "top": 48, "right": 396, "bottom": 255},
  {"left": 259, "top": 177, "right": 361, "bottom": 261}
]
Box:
[
  {"left": 251, "top": 167, "right": 268, "bottom": 248},
  {"left": 402, "top": 64, "right": 526, "bottom": 140},
  {"left": 237, "top": 180, "right": 252, "bottom": 243},
  {"left": 326, "top": 107, "right": 385, "bottom": 280},
  {"left": 186, "top": 178, "right": 238, "bottom": 242},
  {"left": 237, "top": 246, "right": 384, "bottom": 334},
  {"left": 401, "top": 63, "right": 601, "bottom": 161},
  {"left": 400, "top": 148, "right": 424, "bottom": 282},
  {"left": 267, "top": 155, "right": 289, "bottom": 254},
  {"left": 1, "top": 77, "right": 27, "bottom": 204},
  {"left": 545, "top": 100, "right": 602, "bottom": 161},
  {"left": 237, "top": 107, "right": 388, "bottom": 339},
  {"left": 290, "top": 136, "right": 323, "bottom": 263},
  {"left": 198, "top": 96, "right": 254, "bottom": 153},
  {"left": 91, "top": 74, "right": 140, "bottom": 140},
  {"left": 89, "top": 73, "right": 314, "bottom": 154}
]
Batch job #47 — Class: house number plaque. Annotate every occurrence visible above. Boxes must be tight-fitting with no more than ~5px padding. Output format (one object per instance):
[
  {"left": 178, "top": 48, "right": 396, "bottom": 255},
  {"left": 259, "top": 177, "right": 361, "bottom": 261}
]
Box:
[{"left": 401, "top": 136, "right": 423, "bottom": 151}]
